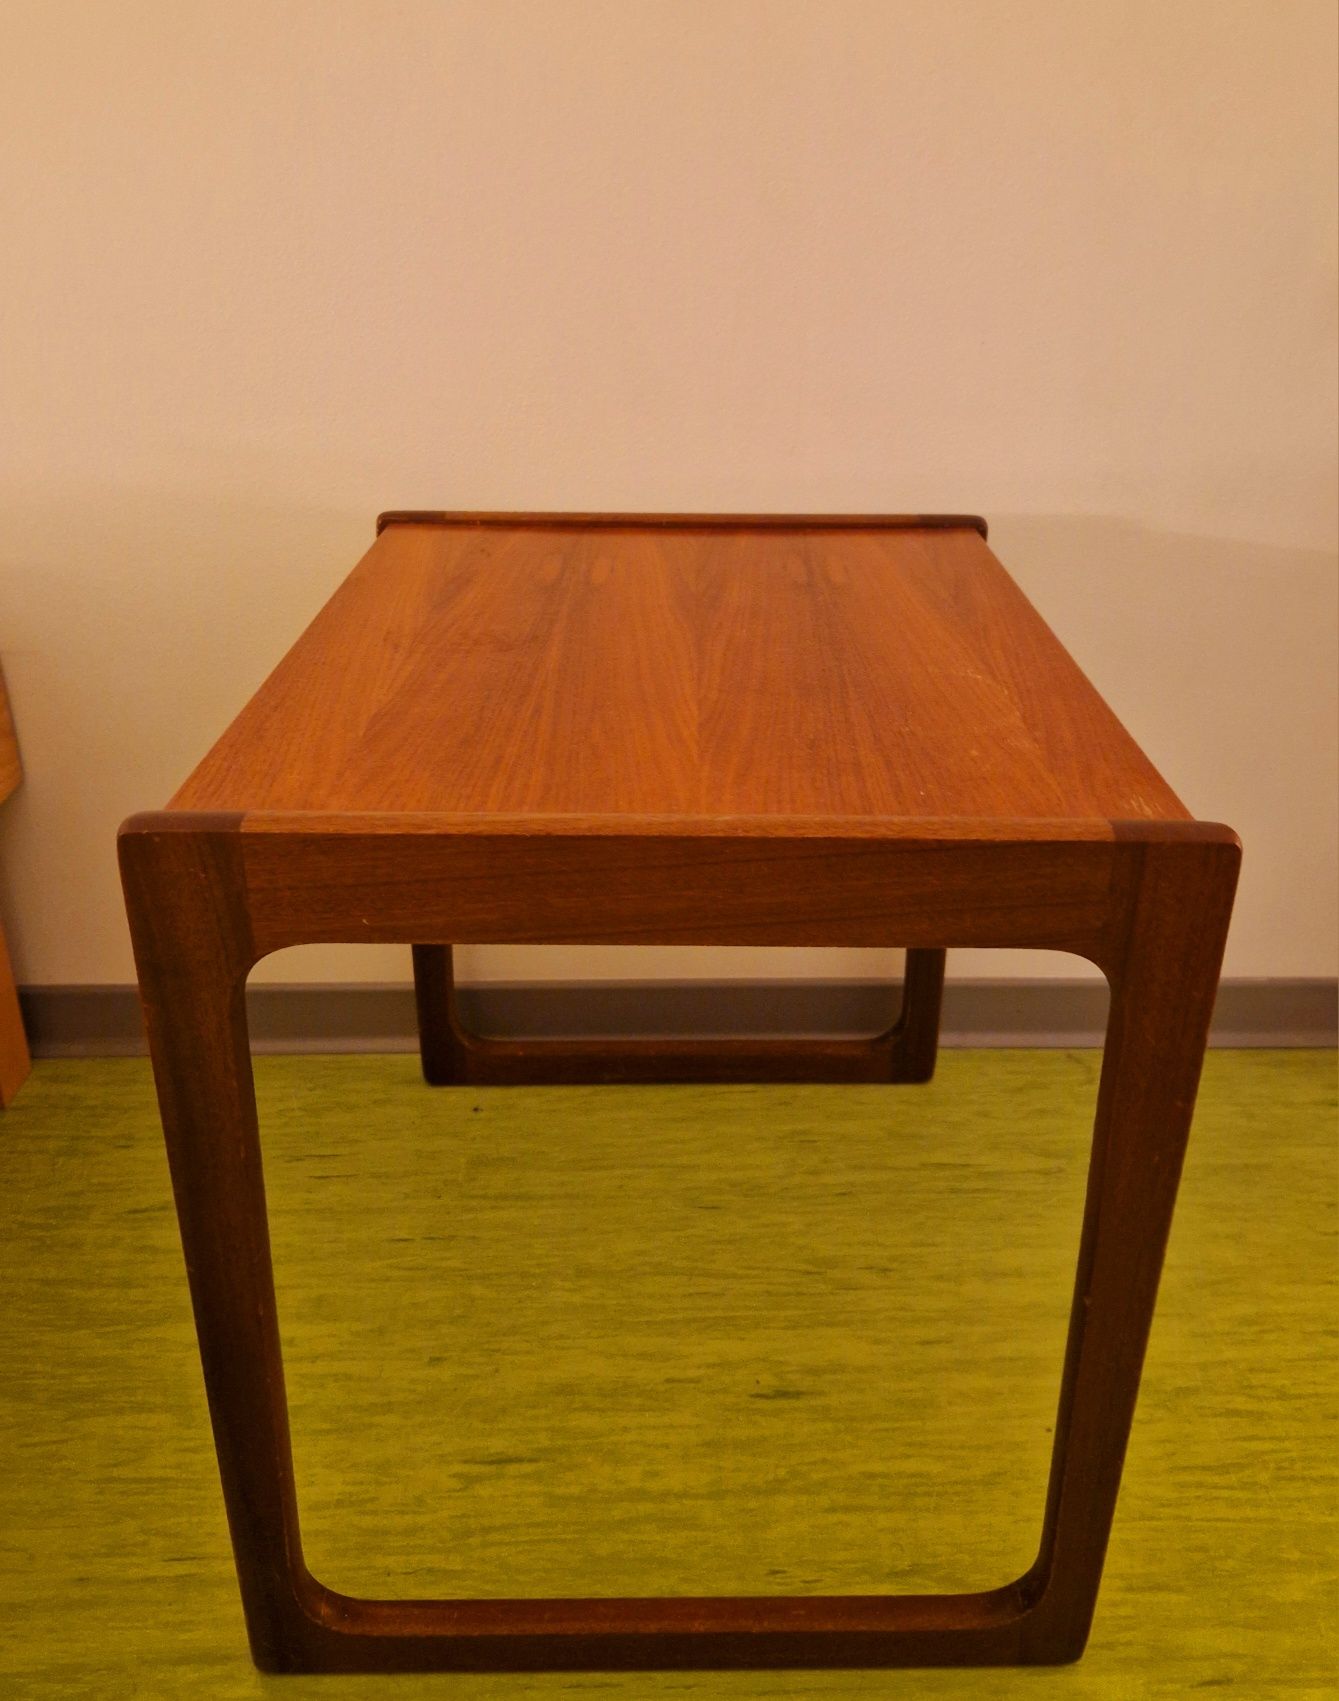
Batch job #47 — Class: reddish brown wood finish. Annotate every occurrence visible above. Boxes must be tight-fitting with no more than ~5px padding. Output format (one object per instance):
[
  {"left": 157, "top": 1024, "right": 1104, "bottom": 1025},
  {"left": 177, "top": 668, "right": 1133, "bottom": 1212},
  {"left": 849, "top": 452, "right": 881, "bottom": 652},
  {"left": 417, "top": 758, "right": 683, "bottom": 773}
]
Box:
[
  {"left": 410, "top": 943, "right": 946, "bottom": 1086},
  {"left": 119, "top": 513, "right": 1239, "bottom": 1674},
  {"left": 0, "top": 666, "right": 30, "bottom": 1107},
  {"left": 171, "top": 518, "right": 1187, "bottom": 825}
]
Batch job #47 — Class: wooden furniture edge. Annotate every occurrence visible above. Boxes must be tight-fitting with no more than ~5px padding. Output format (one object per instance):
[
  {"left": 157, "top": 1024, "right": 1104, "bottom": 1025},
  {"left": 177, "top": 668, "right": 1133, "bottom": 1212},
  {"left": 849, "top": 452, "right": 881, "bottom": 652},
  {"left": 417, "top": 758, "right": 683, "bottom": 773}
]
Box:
[
  {"left": 117, "top": 812, "right": 1237, "bottom": 978},
  {"left": 128, "top": 810, "right": 1124, "bottom": 842},
  {"left": 0, "top": 669, "right": 21, "bottom": 807},
  {"left": 117, "top": 807, "right": 1240, "bottom": 1672},
  {"left": 122, "top": 812, "right": 1239, "bottom": 851},
  {"left": 0, "top": 667, "right": 29, "bottom": 1106},
  {"left": 375, "top": 510, "right": 990, "bottom": 539},
  {"left": 253, "top": 1573, "right": 1064, "bottom": 1673},
  {"left": 411, "top": 942, "right": 948, "bottom": 1087}
]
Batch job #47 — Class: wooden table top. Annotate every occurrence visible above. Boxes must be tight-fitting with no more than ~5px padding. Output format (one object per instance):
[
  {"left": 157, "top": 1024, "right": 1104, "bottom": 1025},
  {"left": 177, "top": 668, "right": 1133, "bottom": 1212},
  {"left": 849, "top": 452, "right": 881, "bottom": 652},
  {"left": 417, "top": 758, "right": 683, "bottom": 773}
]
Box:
[{"left": 170, "top": 514, "right": 1189, "bottom": 832}]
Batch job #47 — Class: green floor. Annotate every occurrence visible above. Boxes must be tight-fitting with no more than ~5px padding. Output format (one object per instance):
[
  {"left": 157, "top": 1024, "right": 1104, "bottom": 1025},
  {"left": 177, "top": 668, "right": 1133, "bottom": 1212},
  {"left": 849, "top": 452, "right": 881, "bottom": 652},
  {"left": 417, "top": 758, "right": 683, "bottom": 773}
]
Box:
[{"left": 1, "top": 1052, "right": 1334, "bottom": 1698}]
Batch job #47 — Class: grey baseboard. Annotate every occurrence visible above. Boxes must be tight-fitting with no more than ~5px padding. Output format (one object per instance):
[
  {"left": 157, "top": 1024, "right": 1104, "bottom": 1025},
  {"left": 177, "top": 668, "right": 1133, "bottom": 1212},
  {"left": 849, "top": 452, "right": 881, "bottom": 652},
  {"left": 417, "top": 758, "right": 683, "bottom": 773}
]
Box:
[{"left": 17, "top": 977, "right": 1338, "bottom": 1058}]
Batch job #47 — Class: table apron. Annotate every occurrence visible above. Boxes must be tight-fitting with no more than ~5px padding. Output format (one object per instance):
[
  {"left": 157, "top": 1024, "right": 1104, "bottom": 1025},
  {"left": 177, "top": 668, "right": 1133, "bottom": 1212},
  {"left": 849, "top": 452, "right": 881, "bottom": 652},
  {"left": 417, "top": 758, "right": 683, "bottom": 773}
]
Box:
[{"left": 237, "top": 833, "right": 1116, "bottom": 963}]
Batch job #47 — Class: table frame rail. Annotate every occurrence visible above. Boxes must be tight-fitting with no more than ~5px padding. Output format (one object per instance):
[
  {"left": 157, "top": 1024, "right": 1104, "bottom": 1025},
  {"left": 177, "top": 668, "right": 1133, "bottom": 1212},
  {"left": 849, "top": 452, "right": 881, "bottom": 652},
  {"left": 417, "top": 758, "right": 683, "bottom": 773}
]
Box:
[
  {"left": 410, "top": 942, "right": 947, "bottom": 1085},
  {"left": 118, "top": 810, "right": 1238, "bottom": 1672}
]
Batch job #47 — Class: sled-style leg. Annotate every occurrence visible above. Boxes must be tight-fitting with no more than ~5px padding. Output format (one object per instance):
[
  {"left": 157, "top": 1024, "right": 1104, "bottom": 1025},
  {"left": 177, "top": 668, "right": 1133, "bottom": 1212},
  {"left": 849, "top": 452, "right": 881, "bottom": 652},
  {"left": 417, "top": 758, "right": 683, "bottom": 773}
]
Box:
[{"left": 411, "top": 945, "right": 947, "bottom": 1087}]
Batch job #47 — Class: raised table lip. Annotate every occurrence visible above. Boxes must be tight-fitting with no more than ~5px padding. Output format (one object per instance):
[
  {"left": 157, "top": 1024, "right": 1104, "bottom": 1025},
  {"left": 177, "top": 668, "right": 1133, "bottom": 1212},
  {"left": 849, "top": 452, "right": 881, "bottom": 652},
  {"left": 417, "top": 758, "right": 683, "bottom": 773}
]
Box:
[
  {"left": 123, "top": 809, "right": 1240, "bottom": 849},
  {"left": 375, "top": 510, "right": 991, "bottom": 537}
]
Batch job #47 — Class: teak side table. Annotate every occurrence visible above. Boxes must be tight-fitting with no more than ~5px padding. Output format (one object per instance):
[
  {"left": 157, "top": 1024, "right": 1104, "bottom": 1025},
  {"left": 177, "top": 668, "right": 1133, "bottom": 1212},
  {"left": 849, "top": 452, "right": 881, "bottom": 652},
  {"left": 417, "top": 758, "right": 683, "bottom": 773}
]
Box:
[{"left": 119, "top": 513, "right": 1239, "bottom": 1674}]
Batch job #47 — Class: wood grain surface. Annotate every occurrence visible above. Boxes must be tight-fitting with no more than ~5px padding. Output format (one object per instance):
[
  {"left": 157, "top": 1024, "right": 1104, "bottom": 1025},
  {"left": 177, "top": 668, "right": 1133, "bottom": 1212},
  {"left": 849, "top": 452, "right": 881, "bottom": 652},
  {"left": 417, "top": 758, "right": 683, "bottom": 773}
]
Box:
[
  {"left": 122, "top": 515, "right": 1240, "bottom": 1673},
  {"left": 170, "top": 518, "right": 1187, "bottom": 826}
]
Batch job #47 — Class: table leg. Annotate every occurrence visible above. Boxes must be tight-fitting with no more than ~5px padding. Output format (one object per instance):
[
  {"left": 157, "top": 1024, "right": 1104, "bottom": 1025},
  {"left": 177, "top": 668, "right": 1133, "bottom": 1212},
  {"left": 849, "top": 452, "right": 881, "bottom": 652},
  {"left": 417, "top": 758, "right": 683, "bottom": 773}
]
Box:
[
  {"left": 121, "top": 820, "right": 1235, "bottom": 1672},
  {"left": 1018, "top": 829, "right": 1239, "bottom": 1656},
  {"left": 120, "top": 823, "right": 323, "bottom": 1670},
  {"left": 411, "top": 944, "right": 946, "bottom": 1087},
  {"left": 895, "top": 948, "right": 947, "bottom": 1081},
  {"left": 410, "top": 943, "right": 458, "bottom": 1085}
]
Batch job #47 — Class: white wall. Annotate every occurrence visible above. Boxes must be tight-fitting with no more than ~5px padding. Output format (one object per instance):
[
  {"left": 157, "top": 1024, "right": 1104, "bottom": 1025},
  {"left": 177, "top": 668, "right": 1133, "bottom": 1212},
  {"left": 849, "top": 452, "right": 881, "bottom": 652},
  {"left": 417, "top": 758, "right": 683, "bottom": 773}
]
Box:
[{"left": 1, "top": 0, "right": 1335, "bottom": 989}]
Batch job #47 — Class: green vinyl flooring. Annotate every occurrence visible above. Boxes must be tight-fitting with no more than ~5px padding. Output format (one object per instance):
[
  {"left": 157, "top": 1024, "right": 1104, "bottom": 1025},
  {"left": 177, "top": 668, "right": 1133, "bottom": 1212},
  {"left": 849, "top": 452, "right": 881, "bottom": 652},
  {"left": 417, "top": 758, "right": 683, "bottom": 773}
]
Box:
[{"left": 0, "top": 1051, "right": 1334, "bottom": 1698}]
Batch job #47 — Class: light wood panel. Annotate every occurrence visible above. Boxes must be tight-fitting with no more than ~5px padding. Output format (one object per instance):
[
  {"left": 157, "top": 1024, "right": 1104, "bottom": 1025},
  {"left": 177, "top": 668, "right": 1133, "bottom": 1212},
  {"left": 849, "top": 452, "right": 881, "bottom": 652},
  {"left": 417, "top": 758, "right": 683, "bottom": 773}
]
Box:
[{"left": 171, "top": 517, "right": 1188, "bottom": 826}]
